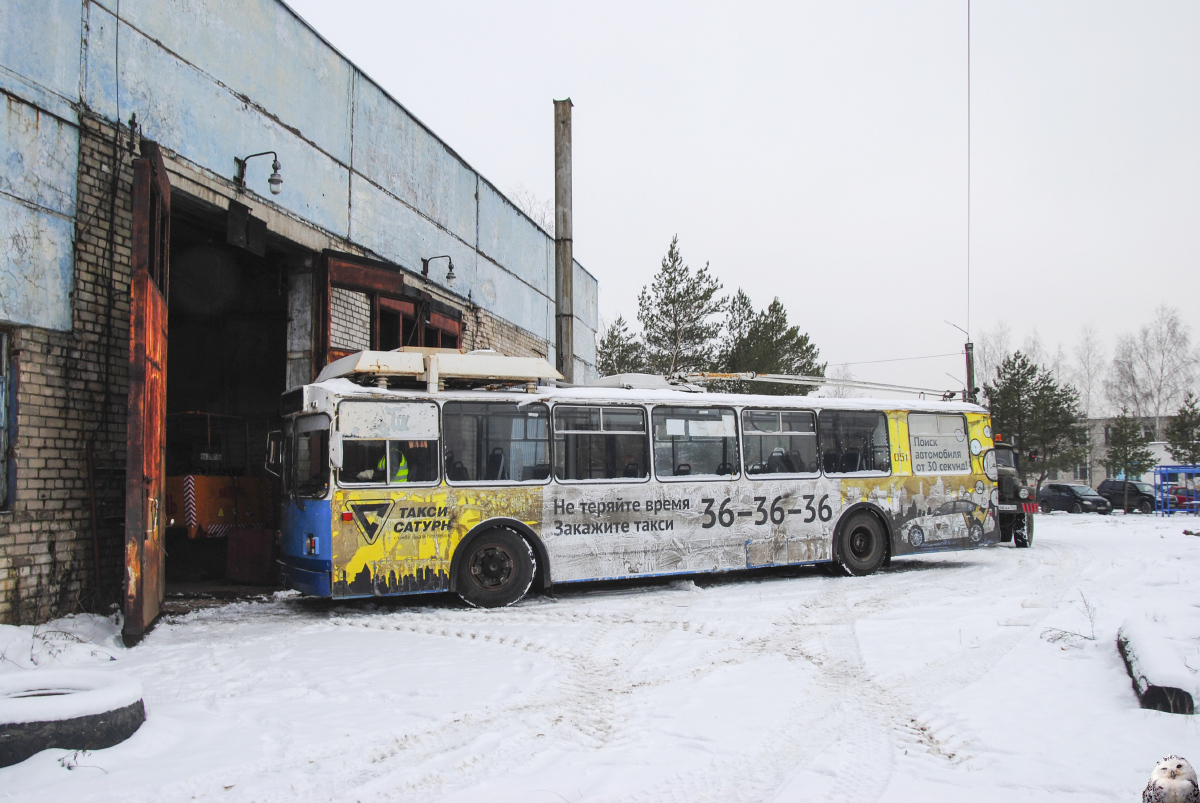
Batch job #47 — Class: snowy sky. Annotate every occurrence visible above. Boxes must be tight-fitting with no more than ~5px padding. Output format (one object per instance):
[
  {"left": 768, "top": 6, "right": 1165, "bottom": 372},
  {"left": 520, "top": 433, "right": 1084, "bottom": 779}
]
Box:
[{"left": 285, "top": 0, "right": 1200, "bottom": 392}]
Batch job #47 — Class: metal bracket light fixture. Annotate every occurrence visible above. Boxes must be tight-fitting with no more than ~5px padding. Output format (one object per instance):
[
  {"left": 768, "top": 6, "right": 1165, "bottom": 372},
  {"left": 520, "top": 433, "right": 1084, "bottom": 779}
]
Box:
[
  {"left": 234, "top": 150, "right": 283, "bottom": 195},
  {"left": 421, "top": 254, "right": 456, "bottom": 288}
]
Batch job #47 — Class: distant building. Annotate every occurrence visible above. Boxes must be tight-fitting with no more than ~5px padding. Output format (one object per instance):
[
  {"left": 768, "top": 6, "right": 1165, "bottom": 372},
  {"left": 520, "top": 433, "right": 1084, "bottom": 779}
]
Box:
[
  {"left": 0, "top": 0, "right": 599, "bottom": 625},
  {"left": 1071, "top": 416, "right": 1174, "bottom": 485}
]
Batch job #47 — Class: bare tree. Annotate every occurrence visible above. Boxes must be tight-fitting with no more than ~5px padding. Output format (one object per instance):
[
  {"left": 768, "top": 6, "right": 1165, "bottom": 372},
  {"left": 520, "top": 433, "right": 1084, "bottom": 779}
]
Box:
[
  {"left": 1105, "top": 306, "right": 1200, "bottom": 438},
  {"left": 974, "top": 321, "right": 1012, "bottom": 389},
  {"left": 1071, "top": 325, "right": 1106, "bottom": 419},
  {"left": 821, "top": 364, "right": 859, "bottom": 398},
  {"left": 1017, "top": 329, "right": 1068, "bottom": 382},
  {"left": 507, "top": 184, "right": 554, "bottom": 234},
  {"left": 1071, "top": 325, "right": 1107, "bottom": 483}
]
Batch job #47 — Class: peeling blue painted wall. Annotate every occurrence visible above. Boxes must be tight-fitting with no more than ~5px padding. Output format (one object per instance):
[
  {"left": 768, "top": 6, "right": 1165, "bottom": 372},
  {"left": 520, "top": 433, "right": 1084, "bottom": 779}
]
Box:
[{"left": 0, "top": 0, "right": 598, "bottom": 376}]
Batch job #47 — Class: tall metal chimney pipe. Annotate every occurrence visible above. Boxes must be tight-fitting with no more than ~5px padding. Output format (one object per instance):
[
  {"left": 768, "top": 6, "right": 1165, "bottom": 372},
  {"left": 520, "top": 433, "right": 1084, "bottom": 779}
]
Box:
[{"left": 554, "top": 98, "right": 574, "bottom": 383}]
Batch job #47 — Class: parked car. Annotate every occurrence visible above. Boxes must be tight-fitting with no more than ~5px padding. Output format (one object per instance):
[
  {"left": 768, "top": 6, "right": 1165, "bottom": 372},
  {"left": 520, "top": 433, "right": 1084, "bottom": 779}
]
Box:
[
  {"left": 1038, "top": 483, "right": 1112, "bottom": 514},
  {"left": 1097, "top": 479, "right": 1156, "bottom": 513},
  {"left": 1168, "top": 486, "right": 1200, "bottom": 510}
]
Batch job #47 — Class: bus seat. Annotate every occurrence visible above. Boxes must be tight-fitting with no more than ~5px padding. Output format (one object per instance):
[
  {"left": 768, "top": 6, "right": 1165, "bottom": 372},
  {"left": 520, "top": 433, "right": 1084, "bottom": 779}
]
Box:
[
  {"left": 716, "top": 462, "right": 734, "bottom": 475},
  {"left": 623, "top": 462, "right": 641, "bottom": 477},
  {"left": 839, "top": 451, "right": 861, "bottom": 473},
  {"left": 767, "top": 448, "right": 789, "bottom": 473},
  {"left": 485, "top": 448, "right": 506, "bottom": 480},
  {"left": 521, "top": 463, "right": 551, "bottom": 481},
  {"left": 823, "top": 452, "right": 838, "bottom": 473},
  {"left": 788, "top": 449, "right": 805, "bottom": 472},
  {"left": 676, "top": 463, "right": 692, "bottom": 475},
  {"left": 448, "top": 461, "right": 468, "bottom": 481}
]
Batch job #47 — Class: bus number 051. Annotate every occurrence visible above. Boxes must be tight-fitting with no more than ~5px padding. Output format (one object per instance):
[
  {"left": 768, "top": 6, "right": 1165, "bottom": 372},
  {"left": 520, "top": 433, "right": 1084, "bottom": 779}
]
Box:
[{"left": 700, "top": 494, "right": 831, "bottom": 528}]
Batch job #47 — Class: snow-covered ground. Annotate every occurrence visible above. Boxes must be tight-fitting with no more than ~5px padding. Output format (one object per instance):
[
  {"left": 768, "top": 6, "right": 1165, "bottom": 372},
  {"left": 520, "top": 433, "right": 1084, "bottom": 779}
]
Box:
[{"left": 4, "top": 514, "right": 1200, "bottom": 801}]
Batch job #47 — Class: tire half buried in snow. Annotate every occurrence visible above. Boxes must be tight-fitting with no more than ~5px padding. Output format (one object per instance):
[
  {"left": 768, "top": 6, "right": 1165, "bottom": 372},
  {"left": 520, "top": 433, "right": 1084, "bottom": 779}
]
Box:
[{"left": 0, "top": 670, "right": 145, "bottom": 767}]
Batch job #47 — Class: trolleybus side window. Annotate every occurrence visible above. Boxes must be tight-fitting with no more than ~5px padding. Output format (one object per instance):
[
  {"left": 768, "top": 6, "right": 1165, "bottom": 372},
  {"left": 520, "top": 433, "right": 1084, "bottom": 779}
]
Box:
[
  {"left": 554, "top": 405, "right": 649, "bottom": 481},
  {"left": 339, "top": 440, "right": 439, "bottom": 485},
  {"left": 443, "top": 401, "right": 551, "bottom": 483},
  {"left": 336, "top": 401, "right": 440, "bottom": 485},
  {"left": 652, "top": 406, "right": 739, "bottom": 480},
  {"left": 292, "top": 414, "right": 330, "bottom": 499},
  {"left": 818, "top": 411, "right": 890, "bottom": 475},
  {"left": 907, "top": 413, "right": 971, "bottom": 475},
  {"left": 742, "top": 409, "right": 818, "bottom": 476}
]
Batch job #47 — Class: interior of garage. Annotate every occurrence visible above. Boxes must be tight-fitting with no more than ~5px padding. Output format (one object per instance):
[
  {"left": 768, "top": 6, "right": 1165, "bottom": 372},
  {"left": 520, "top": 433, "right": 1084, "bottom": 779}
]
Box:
[{"left": 162, "top": 193, "right": 301, "bottom": 588}]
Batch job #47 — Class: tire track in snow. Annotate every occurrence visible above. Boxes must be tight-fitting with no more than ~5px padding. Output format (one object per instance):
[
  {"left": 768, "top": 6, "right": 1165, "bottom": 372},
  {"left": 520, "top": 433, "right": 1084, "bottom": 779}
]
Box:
[{"left": 127, "top": 536, "right": 1097, "bottom": 803}]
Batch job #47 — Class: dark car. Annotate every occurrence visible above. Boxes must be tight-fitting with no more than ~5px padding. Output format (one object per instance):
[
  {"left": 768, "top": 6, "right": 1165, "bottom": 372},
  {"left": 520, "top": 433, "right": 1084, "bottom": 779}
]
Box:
[
  {"left": 1097, "top": 479, "right": 1156, "bottom": 514},
  {"left": 1039, "top": 483, "right": 1112, "bottom": 514}
]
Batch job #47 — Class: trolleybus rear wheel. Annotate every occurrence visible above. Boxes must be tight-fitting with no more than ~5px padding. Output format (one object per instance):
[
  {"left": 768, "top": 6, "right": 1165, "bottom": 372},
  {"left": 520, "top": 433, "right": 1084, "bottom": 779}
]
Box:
[
  {"left": 833, "top": 513, "right": 887, "bottom": 576},
  {"left": 455, "top": 528, "right": 535, "bottom": 608}
]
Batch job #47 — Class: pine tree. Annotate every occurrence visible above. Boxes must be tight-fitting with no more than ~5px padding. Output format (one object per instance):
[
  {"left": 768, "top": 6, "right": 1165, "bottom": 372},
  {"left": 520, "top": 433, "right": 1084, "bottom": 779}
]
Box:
[
  {"left": 1164, "top": 392, "right": 1200, "bottom": 467},
  {"left": 637, "top": 236, "right": 726, "bottom": 375},
  {"left": 1102, "top": 408, "right": 1158, "bottom": 511},
  {"left": 717, "top": 290, "right": 824, "bottom": 395},
  {"left": 595, "top": 315, "right": 647, "bottom": 377},
  {"left": 984, "top": 351, "right": 1086, "bottom": 495}
]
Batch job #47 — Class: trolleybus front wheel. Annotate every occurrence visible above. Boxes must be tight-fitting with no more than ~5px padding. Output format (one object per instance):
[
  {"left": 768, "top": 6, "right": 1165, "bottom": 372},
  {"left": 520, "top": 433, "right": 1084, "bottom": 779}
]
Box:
[
  {"left": 832, "top": 513, "right": 887, "bottom": 576},
  {"left": 455, "top": 528, "right": 536, "bottom": 608}
]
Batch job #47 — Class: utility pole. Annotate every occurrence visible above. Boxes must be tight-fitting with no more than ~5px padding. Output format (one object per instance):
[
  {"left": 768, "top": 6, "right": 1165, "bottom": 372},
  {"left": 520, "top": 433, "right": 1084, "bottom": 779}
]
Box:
[
  {"left": 965, "top": 341, "right": 978, "bottom": 404},
  {"left": 554, "top": 99, "right": 574, "bottom": 383}
]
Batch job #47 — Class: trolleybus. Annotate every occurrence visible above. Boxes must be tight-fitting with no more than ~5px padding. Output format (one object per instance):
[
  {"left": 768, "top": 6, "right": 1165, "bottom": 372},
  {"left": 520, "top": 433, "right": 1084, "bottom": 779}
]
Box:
[{"left": 273, "top": 349, "right": 1005, "bottom": 607}]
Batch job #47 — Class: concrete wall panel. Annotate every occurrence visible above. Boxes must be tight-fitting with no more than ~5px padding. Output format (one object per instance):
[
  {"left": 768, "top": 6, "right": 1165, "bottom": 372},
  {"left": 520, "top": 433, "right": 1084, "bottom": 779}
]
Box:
[
  {"left": 0, "top": 96, "right": 79, "bottom": 219},
  {"left": 1, "top": 0, "right": 599, "bottom": 351},
  {"left": 351, "top": 174, "right": 552, "bottom": 343},
  {"left": 572, "top": 260, "right": 598, "bottom": 336},
  {"left": 477, "top": 180, "right": 553, "bottom": 297},
  {"left": 349, "top": 172, "right": 476, "bottom": 289},
  {"left": 474, "top": 253, "right": 554, "bottom": 344},
  {"left": 0, "top": 197, "right": 73, "bottom": 331},
  {"left": 84, "top": 5, "right": 349, "bottom": 237},
  {"left": 0, "top": 0, "right": 83, "bottom": 121},
  {"left": 351, "top": 75, "right": 477, "bottom": 246},
  {"left": 117, "top": 0, "right": 354, "bottom": 164}
]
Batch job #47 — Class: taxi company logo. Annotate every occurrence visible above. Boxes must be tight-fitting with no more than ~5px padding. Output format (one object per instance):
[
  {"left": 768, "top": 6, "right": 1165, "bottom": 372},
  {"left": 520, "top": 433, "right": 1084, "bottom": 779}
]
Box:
[{"left": 346, "top": 501, "right": 394, "bottom": 544}]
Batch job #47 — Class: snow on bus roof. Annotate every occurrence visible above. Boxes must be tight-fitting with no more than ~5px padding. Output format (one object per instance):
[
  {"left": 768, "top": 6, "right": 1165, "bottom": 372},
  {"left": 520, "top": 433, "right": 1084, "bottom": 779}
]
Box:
[{"left": 309, "top": 377, "right": 987, "bottom": 414}]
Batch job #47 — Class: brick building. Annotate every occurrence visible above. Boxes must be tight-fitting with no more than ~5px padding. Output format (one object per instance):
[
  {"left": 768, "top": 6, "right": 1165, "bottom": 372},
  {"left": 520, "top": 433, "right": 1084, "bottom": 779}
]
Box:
[{"left": 0, "top": 0, "right": 599, "bottom": 628}]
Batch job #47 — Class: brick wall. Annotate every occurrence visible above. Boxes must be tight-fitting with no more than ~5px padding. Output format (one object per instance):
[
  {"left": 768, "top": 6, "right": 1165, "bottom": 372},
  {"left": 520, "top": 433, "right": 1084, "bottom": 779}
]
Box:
[
  {"left": 329, "top": 286, "right": 371, "bottom": 352},
  {"left": 462, "top": 305, "right": 550, "bottom": 361},
  {"left": 0, "top": 115, "right": 132, "bottom": 624}
]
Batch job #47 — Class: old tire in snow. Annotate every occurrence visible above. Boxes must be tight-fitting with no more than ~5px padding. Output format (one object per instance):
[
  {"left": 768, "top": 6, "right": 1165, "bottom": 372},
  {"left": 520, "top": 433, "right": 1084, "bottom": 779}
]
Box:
[
  {"left": 0, "top": 670, "right": 144, "bottom": 767},
  {"left": 455, "top": 528, "right": 535, "bottom": 608},
  {"left": 833, "top": 513, "right": 887, "bottom": 576}
]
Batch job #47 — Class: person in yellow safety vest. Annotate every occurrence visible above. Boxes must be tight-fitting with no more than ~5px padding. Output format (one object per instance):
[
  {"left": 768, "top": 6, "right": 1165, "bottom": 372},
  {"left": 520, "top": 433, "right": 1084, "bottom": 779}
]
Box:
[{"left": 377, "top": 447, "right": 408, "bottom": 483}]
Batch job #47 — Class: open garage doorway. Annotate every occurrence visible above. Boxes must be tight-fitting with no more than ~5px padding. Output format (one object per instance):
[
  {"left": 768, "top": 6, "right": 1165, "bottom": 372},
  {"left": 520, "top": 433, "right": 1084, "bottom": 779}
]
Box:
[{"left": 162, "top": 193, "right": 305, "bottom": 593}]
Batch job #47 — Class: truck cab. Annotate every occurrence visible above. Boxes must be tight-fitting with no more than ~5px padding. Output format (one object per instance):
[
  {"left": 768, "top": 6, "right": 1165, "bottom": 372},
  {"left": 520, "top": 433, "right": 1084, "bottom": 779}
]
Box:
[{"left": 989, "top": 443, "right": 1035, "bottom": 547}]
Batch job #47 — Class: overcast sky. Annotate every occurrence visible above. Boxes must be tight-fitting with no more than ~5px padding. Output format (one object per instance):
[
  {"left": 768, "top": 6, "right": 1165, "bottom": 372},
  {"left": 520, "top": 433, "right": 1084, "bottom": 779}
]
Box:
[{"left": 287, "top": 0, "right": 1200, "bottom": 393}]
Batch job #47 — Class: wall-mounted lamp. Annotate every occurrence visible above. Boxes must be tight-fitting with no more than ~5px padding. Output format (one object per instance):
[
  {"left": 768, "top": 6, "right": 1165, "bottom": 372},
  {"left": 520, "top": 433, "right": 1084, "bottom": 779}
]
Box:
[
  {"left": 234, "top": 151, "right": 283, "bottom": 195},
  {"left": 421, "top": 255, "right": 456, "bottom": 288}
]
